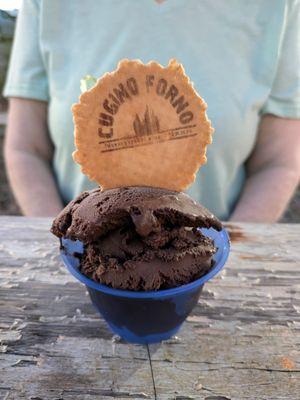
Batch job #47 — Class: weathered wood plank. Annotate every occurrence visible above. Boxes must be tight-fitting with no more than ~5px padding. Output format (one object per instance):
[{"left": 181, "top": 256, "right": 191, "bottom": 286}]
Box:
[
  {"left": 149, "top": 222, "right": 300, "bottom": 400},
  {"left": 0, "top": 217, "right": 155, "bottom": 399},
  {"left": 0, "top": 217, "right": 299, "bottom": 400}
]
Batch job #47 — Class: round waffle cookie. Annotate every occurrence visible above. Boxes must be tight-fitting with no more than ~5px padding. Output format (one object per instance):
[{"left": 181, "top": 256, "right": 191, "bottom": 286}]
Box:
[{"left": 72, "top": 59, "right": 214, "bottom": 191}]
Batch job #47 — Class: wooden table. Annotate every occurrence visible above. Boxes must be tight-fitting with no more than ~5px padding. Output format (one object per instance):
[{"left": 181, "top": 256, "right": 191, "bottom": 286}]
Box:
[{"left": 0, "top": 217, "right": 299, "bottom": 400}]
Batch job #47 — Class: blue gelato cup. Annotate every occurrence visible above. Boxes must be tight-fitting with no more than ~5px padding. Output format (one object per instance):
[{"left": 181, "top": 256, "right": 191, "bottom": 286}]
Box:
[{"left": 60, "top": 227, "right": 230, "bottom": 344}]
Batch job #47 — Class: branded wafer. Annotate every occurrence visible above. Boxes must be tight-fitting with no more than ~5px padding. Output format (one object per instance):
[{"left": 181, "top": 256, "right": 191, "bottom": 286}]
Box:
[{"left": 72, "top": 59, "right": 213, "bottom": 190}]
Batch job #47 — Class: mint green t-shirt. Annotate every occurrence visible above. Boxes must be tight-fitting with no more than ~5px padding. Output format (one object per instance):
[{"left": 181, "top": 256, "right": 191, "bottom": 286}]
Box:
[{"left": 4, "top": 0, "right": 300, "bottom": 219}]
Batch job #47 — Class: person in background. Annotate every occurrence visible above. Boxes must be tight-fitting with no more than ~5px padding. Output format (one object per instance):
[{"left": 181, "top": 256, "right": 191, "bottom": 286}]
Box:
[{"left": 3, "top": 0, "right": 300, "bottom": 221}]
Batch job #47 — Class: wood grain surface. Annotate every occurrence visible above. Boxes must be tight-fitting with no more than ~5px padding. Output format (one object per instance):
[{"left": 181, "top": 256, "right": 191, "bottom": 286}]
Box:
[{"left": 0, "top": 217, "right": 299, "bottom": 400}]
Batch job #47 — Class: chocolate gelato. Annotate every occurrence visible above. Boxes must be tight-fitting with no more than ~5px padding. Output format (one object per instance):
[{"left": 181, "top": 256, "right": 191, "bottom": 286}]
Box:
[{"left": 52, "top": 187, "right": 222, "bottom": 291}]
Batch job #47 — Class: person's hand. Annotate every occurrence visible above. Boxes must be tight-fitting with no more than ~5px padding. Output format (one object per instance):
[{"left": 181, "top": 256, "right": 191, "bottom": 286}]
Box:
[
  {"left": 230, "top": 114, "right": 300, "bottom": 222},
  {"left": 4, "top": 98, "right": 63, "bottom": 216}
]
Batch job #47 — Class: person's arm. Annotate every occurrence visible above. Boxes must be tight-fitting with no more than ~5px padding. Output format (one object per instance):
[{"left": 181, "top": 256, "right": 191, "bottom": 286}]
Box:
[
  {"left": 4, "top": 98, "right": 63, "bottom": 216},
  {"left": 230, "top": 114, "right": 300, "bottom": 222}
]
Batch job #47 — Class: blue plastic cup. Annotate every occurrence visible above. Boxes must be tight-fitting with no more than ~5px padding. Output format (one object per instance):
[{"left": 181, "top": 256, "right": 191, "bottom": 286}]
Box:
[{"left": 60, "top": 227, "right": 230, "bottom": 344}]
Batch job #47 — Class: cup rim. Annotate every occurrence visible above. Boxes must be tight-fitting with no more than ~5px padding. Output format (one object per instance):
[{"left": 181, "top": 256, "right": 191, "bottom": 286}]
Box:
[{"left": 60, "top": 227, "right": 230, "bottom": 299}]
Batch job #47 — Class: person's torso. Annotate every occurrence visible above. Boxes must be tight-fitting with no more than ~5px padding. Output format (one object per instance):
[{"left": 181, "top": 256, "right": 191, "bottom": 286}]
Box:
[{"left": 39, "top": 0, "right": 286, "bottom": 219}]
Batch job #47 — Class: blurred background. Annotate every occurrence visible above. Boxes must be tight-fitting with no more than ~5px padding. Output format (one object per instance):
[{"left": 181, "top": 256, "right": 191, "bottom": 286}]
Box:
[
  {"left": 0, "top": 0, "right": 299, "bottom": 221},
  {"left": 0, "top": 0, "right": 20, "bottom": 215}
]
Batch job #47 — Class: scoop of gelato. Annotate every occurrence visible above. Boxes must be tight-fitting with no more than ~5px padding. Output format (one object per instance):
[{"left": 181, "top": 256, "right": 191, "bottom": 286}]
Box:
[{"left": 51, "top": 186, "right": 222, "bottom": 291}]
